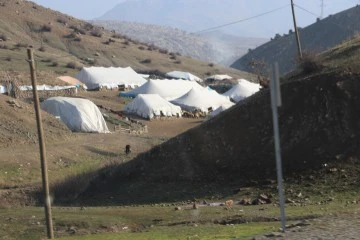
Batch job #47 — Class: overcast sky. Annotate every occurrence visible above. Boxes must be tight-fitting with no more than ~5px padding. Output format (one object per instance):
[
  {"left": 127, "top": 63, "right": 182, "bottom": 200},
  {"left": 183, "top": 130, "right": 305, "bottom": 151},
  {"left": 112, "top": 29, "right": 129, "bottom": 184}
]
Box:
[{"left": 32, "top": 0, "right": 360, "bottom": 38}]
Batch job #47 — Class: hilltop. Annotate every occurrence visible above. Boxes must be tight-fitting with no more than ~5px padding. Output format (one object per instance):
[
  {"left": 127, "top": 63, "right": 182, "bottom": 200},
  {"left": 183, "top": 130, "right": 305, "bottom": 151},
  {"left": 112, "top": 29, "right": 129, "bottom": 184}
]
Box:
[
  {"left": 0, "top": 0, "right": 251, "bottom": 80},
  {"left": 231, "top": 5, "right": 360, "bottom": 75},
  {"left": 93, "top": 20, "right": 267, "bottom": 66}
]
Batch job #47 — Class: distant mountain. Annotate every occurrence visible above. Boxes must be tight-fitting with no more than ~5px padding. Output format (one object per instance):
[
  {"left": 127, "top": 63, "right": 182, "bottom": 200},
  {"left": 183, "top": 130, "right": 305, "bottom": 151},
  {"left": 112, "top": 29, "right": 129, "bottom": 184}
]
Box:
[
  {"left": 97, "top": 0, "right": 269, "bottom": 38},
  {"left": 93, "top": 20, "right": 267, "bottom": 66},
  {"left": 231, "top": 5, "right": 360, "bottom": 75}
]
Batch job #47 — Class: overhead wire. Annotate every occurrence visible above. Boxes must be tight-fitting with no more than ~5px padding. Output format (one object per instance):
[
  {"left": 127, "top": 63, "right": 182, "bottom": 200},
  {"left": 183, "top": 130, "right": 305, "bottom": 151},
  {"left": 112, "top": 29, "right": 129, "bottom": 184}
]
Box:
[{"left": 193, "top": 4, "right": 290, "bottom": 34}]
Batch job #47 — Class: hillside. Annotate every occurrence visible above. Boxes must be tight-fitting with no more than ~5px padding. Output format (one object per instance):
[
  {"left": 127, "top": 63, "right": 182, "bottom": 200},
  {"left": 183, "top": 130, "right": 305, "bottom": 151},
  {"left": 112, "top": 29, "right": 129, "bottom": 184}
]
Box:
[
  {"left": 78, "top": 35, "right": 360, "bottom": 203},
  {"left": 93, "top": 20, "right": 267, "bottom": 66},
  {"left": 231, "top": 5, "right": 360, "bottom": 75},
  {"left": 0, "top": 0, "right": 252, "bottom": 81}
]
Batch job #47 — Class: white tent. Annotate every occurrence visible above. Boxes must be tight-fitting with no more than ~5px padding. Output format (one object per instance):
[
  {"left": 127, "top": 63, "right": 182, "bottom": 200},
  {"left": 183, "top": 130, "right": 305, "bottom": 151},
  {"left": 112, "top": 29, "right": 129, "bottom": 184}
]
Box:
[
  {"left": 205, "top": 74, "right": 232, "bottom": 81},
  {"left": 166, "top": 71, "right": 203, "bottom": 82},
  {"left": 76, "top": 66, "right": 147, "bottom": 90},
  {"left": 120, "top": 79, "right": 204, "bottom": 100},
  {"left": 41, "top": 97, "right": 109, "bottom": 133},
  {"left": 171, "top": 87, "right": 232, "bottom": 113},
  {"left": 222, "top": 79, "right": 261, "bottom": 102},
  {"left": 209, "top": 102, "right": 235, "bottom": 118},
  {"left": 124, "top": 94, "right": 182, "bottom": 119}
]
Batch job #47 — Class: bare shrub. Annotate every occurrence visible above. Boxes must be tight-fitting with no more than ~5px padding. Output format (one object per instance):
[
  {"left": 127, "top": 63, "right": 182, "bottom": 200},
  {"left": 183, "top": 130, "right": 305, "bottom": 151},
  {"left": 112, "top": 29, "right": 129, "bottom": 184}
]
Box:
[
  {"left": 123, "top": 40, "right": 130, "bottom": 45},
  {"left": 90, "top": 28, "right": 102, "bottom": 37},
  {"left": 40, "top": 24, "right": 52, "bottom": 32},
  {"left": 169, "top": 55, "right": 177, "bottom": 60},
  {"left": 38, "top": 46, "right": 45, "bottom": 52},
  {"left": 159, "top": 48, "right": 168, "bottom": 54},
  {"left": 0, "top": 44, "right": 8, "bottom": 49},
  {"left": 296, "top": 51, "right": 323, "bottom": 74},
  {"left": 83, "top": 22, "right": 94, "bottom": 31},
  {"left": 0, "top": 33, "right": 8, "bottom": 41},
  {"left": 208, "top": 63, "right": 214, "bottom": 67},
  {"left": 175, "top": 60, "right": 182, "bottom": 64},
  {"left": 66, "top": 61, "right": 77, "bottom": 69},
  {"left": 41, "top": 58, "right": 52, "bottom": 63},
  {"left": 112, "top": 33, "right": 123, "bottom": 39},
  {"left": 138, "top": 46, "right": 145, "bottom": 50},
  {"left": 205, "top": 71, "right": 211, "bottom": 76},
  {"left": 69, "top": 25, "right": 86, "bottom": 35},
  {"left": 249, "top": 59, "right": 270, "bottom": 88},
  {"left": 50, "top": 61, "right": 58, "bottom": 67},
  {"left": 140, "top": 58, "right": 152, "bottom": 64},
  {"left": 5, "top": 56, "right": 11, "bottom": 61},
  {"left": 56, "top": 16, "right": 68, "bottom": 24}
]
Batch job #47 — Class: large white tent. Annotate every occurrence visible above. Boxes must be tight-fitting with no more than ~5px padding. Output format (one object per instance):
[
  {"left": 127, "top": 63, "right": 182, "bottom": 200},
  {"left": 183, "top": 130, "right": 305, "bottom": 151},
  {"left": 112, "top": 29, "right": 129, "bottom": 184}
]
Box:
[
  {"left": 209, "top": 102, "right": 235, "bottom": 118},
  {"left": 222, "top": 79, "right": 261, "bottom": 102},
  {"left": 124, "top": 94, "right": 182, "bottom": 119},
  {"left": 120, "top": 79, "right": 204, "bottom": 100},
  {"left": 41, "top": 97, "right": 109, "bottom": 133},
  {"left": 166, "top": 71, "right": 203, "bottom": 82},
  {"left": 76, "top": 66, "right": 147, "bottom": 90},
  {"left": 171, "top": 87, "right": 232, "bottom": 113}
]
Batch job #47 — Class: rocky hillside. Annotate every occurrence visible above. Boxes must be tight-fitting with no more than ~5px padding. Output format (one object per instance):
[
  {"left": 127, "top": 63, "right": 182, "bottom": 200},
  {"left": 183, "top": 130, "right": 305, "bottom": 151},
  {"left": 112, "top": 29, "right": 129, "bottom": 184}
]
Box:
[
  {"left": 231, "top": 5, "right": 360, "bottom": 75},
  {"left": 93, "top": 21, "right": 266, "bottom": 66},
  {"left": 0, "top": 0, "right": 251, "bottom": 80}
]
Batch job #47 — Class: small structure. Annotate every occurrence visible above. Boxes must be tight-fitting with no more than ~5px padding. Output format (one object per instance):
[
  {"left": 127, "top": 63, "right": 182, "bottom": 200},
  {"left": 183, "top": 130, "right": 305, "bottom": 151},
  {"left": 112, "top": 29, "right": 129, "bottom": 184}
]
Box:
[
  {"left": 124, "top": 94, "right": 182, "bottom": 119},
  {"left": 41, "top": 97, "right": 109, "bottom": 133},
  {"left": 222, "top": 79, "right": 261, "bottom": 102}
]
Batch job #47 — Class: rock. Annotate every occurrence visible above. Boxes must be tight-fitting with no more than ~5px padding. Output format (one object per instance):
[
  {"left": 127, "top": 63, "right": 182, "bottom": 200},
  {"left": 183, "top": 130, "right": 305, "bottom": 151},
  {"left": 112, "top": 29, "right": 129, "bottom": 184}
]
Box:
[{"left": 174, "top": 206, "right": 182, "bottom": 211}]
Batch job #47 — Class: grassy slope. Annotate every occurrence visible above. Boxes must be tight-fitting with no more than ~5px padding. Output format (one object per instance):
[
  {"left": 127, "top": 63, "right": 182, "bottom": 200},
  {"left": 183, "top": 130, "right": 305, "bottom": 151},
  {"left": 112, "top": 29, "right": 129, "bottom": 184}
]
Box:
[
  {"left": 0, "top": 0, "right": 253, "bottom": 82},
  {"left": 231, "top": 5, "right": 360, "bottom": 75}
]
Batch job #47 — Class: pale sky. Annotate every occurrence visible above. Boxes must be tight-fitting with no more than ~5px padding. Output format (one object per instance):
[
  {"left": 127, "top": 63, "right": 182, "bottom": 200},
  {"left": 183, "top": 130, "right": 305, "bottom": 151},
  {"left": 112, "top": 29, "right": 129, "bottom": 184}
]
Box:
[{"left": 32, "top": 0, "right": 360, "bottom": 38}]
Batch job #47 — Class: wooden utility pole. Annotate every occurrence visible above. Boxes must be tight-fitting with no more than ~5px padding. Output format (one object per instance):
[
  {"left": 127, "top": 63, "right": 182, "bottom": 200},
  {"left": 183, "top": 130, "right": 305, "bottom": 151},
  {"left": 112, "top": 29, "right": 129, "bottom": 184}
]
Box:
[
  {"left": 291, "top": 0, "right": 302, "bottom": 58},
  {"left": 27, "top": 48, "right": 54, "bottom": 239}
]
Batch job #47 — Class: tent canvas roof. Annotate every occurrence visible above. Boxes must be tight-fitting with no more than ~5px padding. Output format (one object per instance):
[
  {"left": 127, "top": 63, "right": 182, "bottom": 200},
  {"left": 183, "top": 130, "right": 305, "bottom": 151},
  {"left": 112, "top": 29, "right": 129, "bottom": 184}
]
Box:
[
  {"left": 222, "top": 79, "right": 261, "bottom": 102},
  {"left": 209, "top": 102, "right": 235, "bottom": 117},
  {"left": 166, "top": 71, "right": 203, "bottom": 82},
  {"left": 124, "top": 94, "right": 182, "bottom": 119},
  {"left": 171, "top": 87, "right": 232, "bottom": 113},
  {"left": 41, "top": 97, "right": 109, "bottom": 133},
  {"left": 205, "top": 74, "right": 233, "bottom": 81},
  {"left": 76, "top": 66, "right": 147, "bottom": 90},
  {"left": 120, "top": 79, "right": 204, "bottom": 100}
]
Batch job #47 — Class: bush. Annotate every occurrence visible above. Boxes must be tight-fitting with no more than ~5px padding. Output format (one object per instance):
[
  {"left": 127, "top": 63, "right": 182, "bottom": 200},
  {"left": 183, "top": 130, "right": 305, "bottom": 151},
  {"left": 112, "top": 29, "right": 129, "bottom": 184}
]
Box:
[
  {"left": 140, "top": 58, "right": 152, "bottom": 64},
  {"left": 296, "top": 51, "right": 323, "bottom": 74},
  {"left": 69, "top": 25, "right": 86, "bottom": 35},
  {"left": 66, "top": 61, "right": 77, "bottom": 69},
  {"left": 112, "top": 33, "right": 123, "bottom": 39},
  {"left": 38, "top": 46, "right": 45, "bottom": 52},
  {"left": 90, "top": 28, "right": 102, "bottom": 37},
  {"left": 5, "top": 56, "right": 11, "bottom": 61},
  {"left": 41, "top": 58, "right": 52, "bottom": 63},
  {"left": 0, "top": 33, "right": 8, "bottom": 41},
  {"left": 50, "top": 61, "right": 58, "bottom": 67},
  {"left": 169, "top": 55, "right": 177, "bottom": 60},
  {"left": 159, "top": 48, "right": 168, "bottom": 54},
  {"left": 40, "top": 24, "right": 52, "bottom": 32},
  {"left": 138, "top": 46, "right": 145, "bottom": 50},
  {"left": 0, "top": 44, "right": 8, "bottom": 49},
  {"left": 175, "top": 60, "right": 182, "bottom": 64},
  {"left": 57, "top": 16, "right": 68, "bottom": 24},
  {"left": 208, "top": 63, "right": 214, "bottom": 67}
]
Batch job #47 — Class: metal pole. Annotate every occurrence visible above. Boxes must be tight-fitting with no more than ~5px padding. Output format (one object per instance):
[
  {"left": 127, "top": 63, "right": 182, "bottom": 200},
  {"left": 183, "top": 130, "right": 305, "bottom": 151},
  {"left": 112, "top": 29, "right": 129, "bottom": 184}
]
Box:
[
  {"left": 291, "top": 0, "right": 302, "bottom": 58},
  {"left": 27, "top": 48, "right": 54, "bottom": 239},
  {"left": 270, "top": 62, "right": 286, "bottom": 232}
]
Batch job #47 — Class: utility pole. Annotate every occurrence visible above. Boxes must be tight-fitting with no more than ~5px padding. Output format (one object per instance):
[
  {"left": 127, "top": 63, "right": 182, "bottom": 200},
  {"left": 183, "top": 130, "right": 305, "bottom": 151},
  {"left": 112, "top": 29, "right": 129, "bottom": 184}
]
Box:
[
  {"left": 291, "top": 0, "right": 302, "bottom": 58},
  {"left": 27, "top": 48, "right": 54, "bottom": 239}
]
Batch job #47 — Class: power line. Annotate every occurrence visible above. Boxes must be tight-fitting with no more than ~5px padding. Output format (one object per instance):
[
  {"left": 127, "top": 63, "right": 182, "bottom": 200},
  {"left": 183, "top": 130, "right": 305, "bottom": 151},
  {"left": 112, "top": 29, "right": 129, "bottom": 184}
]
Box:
[
  {"left": 194, "top": 4, "right": 290, "bottom": 34},
  {"left": 294, "top": 3, "right": 319, "bottom": 17}
]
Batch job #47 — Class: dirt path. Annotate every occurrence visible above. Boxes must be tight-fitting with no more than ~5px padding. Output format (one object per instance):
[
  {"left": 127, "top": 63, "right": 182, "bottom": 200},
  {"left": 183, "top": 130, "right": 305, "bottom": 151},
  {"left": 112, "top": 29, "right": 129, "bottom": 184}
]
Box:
[{"left": 254, "top": 210, "right": 360, "bottom": 240}]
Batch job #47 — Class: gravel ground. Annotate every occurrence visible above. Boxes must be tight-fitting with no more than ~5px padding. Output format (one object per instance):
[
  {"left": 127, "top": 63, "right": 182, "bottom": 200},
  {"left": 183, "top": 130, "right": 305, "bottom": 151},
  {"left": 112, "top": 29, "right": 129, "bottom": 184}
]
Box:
[{"left": 254, "top": 211, "right": 360, "bottom": 240}]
